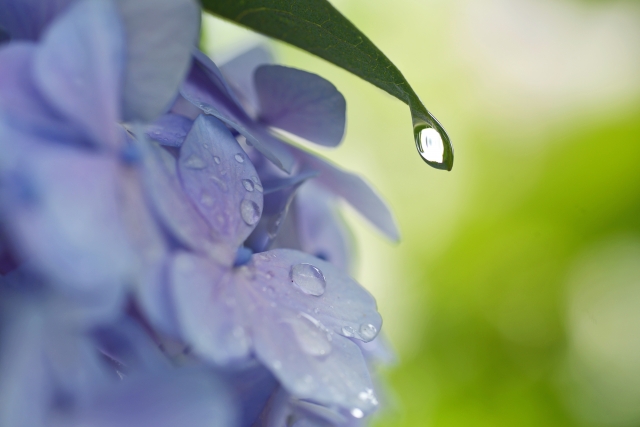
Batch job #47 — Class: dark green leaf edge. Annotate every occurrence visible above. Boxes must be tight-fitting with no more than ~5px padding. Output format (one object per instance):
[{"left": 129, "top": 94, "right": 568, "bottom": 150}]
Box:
[{"left": 202, "top": 0, "right": 453, "bottom": 170}]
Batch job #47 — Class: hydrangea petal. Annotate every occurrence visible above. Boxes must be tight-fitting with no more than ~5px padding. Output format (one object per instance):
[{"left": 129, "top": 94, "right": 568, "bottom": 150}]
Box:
[
  {"left": 181, "top": 57, "right": 295, "bottom": 172},
  {"left": 246, "top": 171, "right": 317, "bottom": 253},
  {"left": 0, "top": 0, "right": 73, "bottom": 41},
  {"left": 0, "top": 128, "right": 134, "bottom": 301},
  {"left": 146, "top": 113, "right": 193, "bottom": 147},
  {"left": 137, "top": 137, "right": 227, "bottom": 260},
  {"left": 118, "top": 168, "right": 179, "bottom": 335},
  {"left": 250, "top": 309, "right": 375, "bottom": 415},
  {"left": 294, "top": 182, "right": 352, "bottom": 271},
  {"left": 33, "top": 0, "right": 124, "bottom": 148},
  {"left": 169, "top": 252, "right": 252, "bottom": 364},
  {"left": 297, "top": 150, "right": 400, "bottom": 242},
  {"left": 255, "top": 65, "right": 346, "bottom": 147},
  {"left": 115, "top": 0, "right": 200, "bottom": 122},
  {"left": 246, "top": 249, "right": 382, "bottom": 347},
  {"left": 223, "top": 364, "right": 278, "bottom": 427},
  {"left": 178, "top": 115, "right": 263, "bottom": 248},
  {"left": 0, "top": 304, "right": 50, "bottom": 427},
  {"left": 220, "top": 45, "right": 273, "bottom": 115},
  {"left": 72, "top": 370, "right": 236, "bottom": 427},
  {"left": 0, "top": 42, "right": 77, "bottom": 138},
  {"left": 238, "top": 249, "right": 381, "bottom": 412}
]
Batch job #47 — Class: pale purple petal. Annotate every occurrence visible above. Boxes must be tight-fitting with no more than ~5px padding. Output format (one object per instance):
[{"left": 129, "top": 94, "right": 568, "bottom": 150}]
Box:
[
  {"left": 0, "top": 0, "right": 73, "bottom": 40},
  {"left": 114, "top": 0, "right": 200, "bottom": 122},
  {"left": 255, "top": 65, "right": 346, "bottom": 147},
  {"left": 146, "top": 113, "right": 193, "bottom": 147},
  {"left": 220, "top": 44, "right": 273, "bottom": 115},
  {"left": 294, "top": 182, "right": 352, "bottom": 271},
  {"left": 0, "top": 42, "right": 77, "bottom": 139},
  {"left": 72, "top": 370, "right": 236, "bottom": 427},
  {"left": 33, "top": 0, "right": 125, "bottom": 148},
  {"left": 247, "top": 249, "right": 382, "bottom": 345},
  {"left": 223, "top": 364, "right": 278, "bottom": 427},
  {"left": 246, "top": 171, "right": 317, "bottom": 253},
  {"left": 169, "top": 252, "right": 252, "bottom": 364},
  {"left": 137, "top": 137, "right": 228, "bottom": 261},
  {"left": 181, "top": 57, "right": 295, "bottom": 172},
  {"left": 193, "top": 49, "right": 245, "bottom": 112},
  {"left": 93, "top": 318, "right": 172, "bottom": 376},
  {"left": 296, "top": 150, "right": 400, "bottom": 242},
  {"left": 168, "top": 246, "right": 380, "bottom": 412},
  {"left": 118, "top": 169, "right": 179, "bottom": 335},
  {"left": 0, "top": 304, "right": 50, "bottom": 427},
  {"left": 178, "top": 115, "right": 263, "bottom": 248},
  {"left": 245, "top": 250, "right": 380, "bottom": 412},
  {"left": 0, "top": 127, "right": 134, "bottom": 301}
]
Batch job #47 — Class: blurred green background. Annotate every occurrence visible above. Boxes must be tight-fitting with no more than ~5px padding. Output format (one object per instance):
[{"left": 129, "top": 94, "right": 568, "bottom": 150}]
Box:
[{"left": 204, "top": 1, "right": 640, "bottom": 425}]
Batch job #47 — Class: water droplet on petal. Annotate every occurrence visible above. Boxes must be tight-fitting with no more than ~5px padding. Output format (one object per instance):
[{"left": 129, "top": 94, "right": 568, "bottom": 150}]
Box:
[
  {"left": 242, "top": 179, "right": 255, "bottom": 192},
  {"left": 234, "top": 153, "right": 244, "bottom": 163},
  {"left": 240, "top": 199, "right": 260, "bottom": 225},
  {"left": 359, "top": 323, "right": 378, "bottom": 342},
  {"left": 351, "top": 408, "right": 364, "bottom": 419},
  {"left": 293, "top": 314, "right": 332, "bottom": 357},
  {"left": 291, "top": 263, "right": 326, "bottom": 296},
  {"left": 251, "top": 176, "right": 259, "bottom": 184},
  {"left": 210, "top": 175, "right": 228, "bottom": 192},
  {"left": 184, "top": 154, "right": 206, "bottom": 170},
  {"left": 254, "top": 183, "right": 263, "bottom": 193},
  {"left": 359, "top": 388, "right": 379, "bottom": 406},
  {"left": 200, "top": 193, "right": 214, "bottom": 206},
  {"left": 213, "top": 156, "right": 221, "bottom": 164},
  {"left": 341, "top": 326, "right": 356, "bottom": 338}
]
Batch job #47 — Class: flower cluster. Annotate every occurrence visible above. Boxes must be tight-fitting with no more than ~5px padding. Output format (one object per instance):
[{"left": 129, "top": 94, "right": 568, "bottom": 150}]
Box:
[{"left": 0, "top": 1, "right": 399, "bottom": 426}]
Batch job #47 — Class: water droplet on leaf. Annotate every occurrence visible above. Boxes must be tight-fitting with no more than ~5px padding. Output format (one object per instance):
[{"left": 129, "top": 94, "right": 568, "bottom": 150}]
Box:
[
  {"left": 240, "top": 199, "right": 260, "bottom": 225},
  {"left": 291, "top": 263, "right": 326, "bottom": 296}
]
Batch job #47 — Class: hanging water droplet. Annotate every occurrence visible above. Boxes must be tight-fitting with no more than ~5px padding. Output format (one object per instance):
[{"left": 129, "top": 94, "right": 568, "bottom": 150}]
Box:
[
  {"left": 413, "top": 121, "right": 454, "bottom": 171},
  {"left": 184, "top": 154, "right": 206, "bottom": 170},
  {"left": 341, "top": 326, "right": 356, "bottom": 338},
  {"left": 234, "top": 153, "right": 244, "bottom": 163},
  {"left": 291, "top": 263, "right": 326, "bottom": 296},
  {"left": 213, "top": 156, "right": 221, "bottom": 164},
  {"left": 350, "top": 408, "right": 364, "bottom": 419},
  {"left": 359, "top": 323, "right": 378, "bottom": 342},
  {"left": 240, "top": 199, "right": 260, "bottom": 225},
  {"left": 242, "top": 179, "right": 254, "bottom": 192},
  {"left": 200, "top": 193, "right": 214, "bottom": 206}
]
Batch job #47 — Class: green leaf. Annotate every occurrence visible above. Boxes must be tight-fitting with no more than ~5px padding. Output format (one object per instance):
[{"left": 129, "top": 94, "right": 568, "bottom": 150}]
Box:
[{"left": 202, "top": 0, "right": 454, "bottom": 171}]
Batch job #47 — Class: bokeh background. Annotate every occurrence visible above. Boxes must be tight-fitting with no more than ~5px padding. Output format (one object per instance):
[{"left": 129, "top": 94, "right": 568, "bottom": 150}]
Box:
[{"left": 203, "top": 1, "right": 640, "bottom": 426}]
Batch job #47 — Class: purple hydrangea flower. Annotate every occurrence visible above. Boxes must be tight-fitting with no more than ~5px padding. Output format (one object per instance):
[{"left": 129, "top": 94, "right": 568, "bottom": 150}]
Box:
[{"left": 0, "top": 1, "right": 399, "bottom": 426}]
